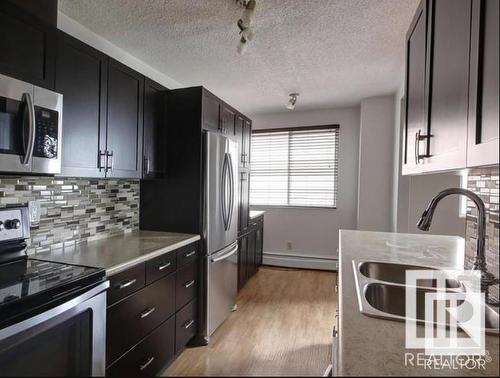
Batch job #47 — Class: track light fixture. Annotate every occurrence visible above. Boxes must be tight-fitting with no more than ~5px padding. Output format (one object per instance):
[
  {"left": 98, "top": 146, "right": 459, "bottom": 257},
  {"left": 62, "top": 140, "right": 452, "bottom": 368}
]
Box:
[{"left": 236, "top": 0, "right": 256, "bottom": 55}]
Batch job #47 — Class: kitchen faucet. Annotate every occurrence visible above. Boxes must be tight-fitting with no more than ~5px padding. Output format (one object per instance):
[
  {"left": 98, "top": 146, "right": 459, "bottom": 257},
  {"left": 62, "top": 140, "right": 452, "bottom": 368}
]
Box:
[{"left": 417, "top": 188, "right": 499, "bottom": 305}]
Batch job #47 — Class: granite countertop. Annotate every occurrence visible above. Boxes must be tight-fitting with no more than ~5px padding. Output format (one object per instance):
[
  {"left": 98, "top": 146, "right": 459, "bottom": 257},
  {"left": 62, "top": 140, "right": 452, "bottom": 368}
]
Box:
[
  {"left": 35, "top": 230, "right": 200, "bottom": 275},
  {"left": 338, "top": 230, "right": 499, "bottom": 377},
  {"left": 249, "top": 210, "right": 265, "bottom": 219}
]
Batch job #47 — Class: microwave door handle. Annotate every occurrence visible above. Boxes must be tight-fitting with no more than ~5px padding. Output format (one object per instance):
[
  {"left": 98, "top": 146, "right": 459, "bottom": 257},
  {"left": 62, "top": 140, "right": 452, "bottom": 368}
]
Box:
[{"left": 21, "top": 92, "right": 36, "bottom": 165}]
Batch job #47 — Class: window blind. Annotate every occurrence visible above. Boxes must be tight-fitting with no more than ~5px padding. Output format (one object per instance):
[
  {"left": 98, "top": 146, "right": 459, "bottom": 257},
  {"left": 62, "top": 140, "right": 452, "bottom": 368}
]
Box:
[{"left": 250, "top": 125, "right": 339, "bottom": 208}]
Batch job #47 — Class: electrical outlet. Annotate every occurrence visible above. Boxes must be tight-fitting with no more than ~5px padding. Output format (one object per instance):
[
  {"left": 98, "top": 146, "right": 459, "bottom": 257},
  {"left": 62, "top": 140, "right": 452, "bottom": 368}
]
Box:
[
  {"left": 28, "top": 200, "right": 41, "bottom": 225},
  {"left": 287, "top": 241, "right": 293, "bottom": 250}
]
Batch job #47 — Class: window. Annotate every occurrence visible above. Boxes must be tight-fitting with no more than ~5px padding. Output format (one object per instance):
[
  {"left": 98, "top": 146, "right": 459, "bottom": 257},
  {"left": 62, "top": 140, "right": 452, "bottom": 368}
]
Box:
[{"left": 250, "top": 125, "right": 339, "bottom": 208}]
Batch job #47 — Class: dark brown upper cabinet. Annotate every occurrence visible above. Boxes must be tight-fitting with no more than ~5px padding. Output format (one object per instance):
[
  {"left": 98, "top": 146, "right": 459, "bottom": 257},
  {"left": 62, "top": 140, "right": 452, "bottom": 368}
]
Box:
[
  {"left": 143, "top": 78, "right": 167, "bottom": 179},
  {"left": 0, "top": 1, "right": 56, "bottom": 89},
  {"left": 56, "top": 31, "right": 108, "bottom": 178},
  {"left": 467, "top": 0, "right": 499, "bottom": 167},
  {"left": 106, "top": 59, "right": 144, "bottom": 179},
  {"left": 403, "top": 0, "right": 428, "bottom": 173},
  {"left": 222, "top": 105, "right": 236, "bottom": 136},
  {"left": 424, "top": 0, "right": 470, "bottom": 171},
  {"left": 202, "top": 90, "right": 222, "bottom": 133},
  {"left": 403, "top": 0, "right": 498, "bottom": 175}
]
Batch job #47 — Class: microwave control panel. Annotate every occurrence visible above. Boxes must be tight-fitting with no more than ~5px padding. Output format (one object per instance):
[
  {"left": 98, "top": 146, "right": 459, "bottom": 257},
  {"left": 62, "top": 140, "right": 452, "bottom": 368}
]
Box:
[{"left": 34, "top": 106, "right": 59, "bottom": 159}]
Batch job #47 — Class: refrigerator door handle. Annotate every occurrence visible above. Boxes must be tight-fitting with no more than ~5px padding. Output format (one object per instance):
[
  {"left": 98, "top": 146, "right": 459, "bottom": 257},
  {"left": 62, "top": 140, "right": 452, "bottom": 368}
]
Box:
[
  {"left": 226, "top": 153, "right": 235, "bottom": 230},
  {"left": 220, "top": 153, "right": 229, "bottom": 231},
  {"left": 211, "top": 244, "right": 239, "bottom": 263}
]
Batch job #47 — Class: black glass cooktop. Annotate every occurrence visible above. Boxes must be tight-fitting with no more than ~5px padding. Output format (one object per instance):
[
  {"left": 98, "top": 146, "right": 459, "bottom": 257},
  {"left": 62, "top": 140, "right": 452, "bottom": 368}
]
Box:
[{"left": 0, "top": 258, "right": 105, "bottom": 328}]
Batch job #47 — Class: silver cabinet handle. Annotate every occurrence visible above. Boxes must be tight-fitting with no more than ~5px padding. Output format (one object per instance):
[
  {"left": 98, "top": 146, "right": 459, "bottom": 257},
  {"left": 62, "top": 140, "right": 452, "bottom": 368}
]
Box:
[
  {"left": 98, "top": 150, "right": 107, "bottom": 171},
  {"left": 185, "top": 251, "right": 196, "bottom": 258},
  {"left": 144, "top": 156, "right": 151, "bottom": 175},
  {"left": 139, "top": 356, "right": 155, "bottom": 371},
  {"left": 106, "top": 150, "right": 114, "bottom": 172},
  {"left": 139, "top": 307, "right": 156, "bottom": 319},
  {"left": 158, "top": 262, "right": 171, "bottom": 271},
  {"left": 183, "top": 319, "right": 195, "bottom": 329},
  {"left": 117, "top": 278, "right": 136, "bottom": 290},
  {"left": 184, "top": 280, "right": 195, "bottom": 288},
  {"left": 21, "top": 92, "right": 36, "bottom": 165}
]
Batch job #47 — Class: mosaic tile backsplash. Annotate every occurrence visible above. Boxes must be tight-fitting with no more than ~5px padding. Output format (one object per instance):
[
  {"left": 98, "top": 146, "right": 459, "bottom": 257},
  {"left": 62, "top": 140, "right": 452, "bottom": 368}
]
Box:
[
  {"left": 465, "top": 166, "right": 499, "bottom": 304},
  {"left": 0, "top": 176, "right": 139, "bottom": 254}
]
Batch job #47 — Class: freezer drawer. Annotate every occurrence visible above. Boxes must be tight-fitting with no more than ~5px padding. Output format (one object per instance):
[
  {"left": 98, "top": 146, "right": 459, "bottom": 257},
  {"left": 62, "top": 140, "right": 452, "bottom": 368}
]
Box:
[{"left": 207, "top": 242, "right": 238, "bottom": 336}]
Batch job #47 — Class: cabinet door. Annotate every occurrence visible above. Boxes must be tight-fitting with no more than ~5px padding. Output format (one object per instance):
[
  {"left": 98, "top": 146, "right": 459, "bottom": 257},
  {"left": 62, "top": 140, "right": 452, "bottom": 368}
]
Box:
[
  {"left": 143, "top": 78, "right": 167, "bottom": 179},
  {"left": 255, "top": 221, "right": 264, "bottom": 267},
  {"left": 237, "top": 235, "right": 248, "bottom": 291},
  {"left": 106, "top": 60, "right": 144, "bottom": 178},
  {"left": 0, "top": 2, "right": 55, "bottom": 89},
  {"left": 239, "top": 171, "right": 250, "bottom": 233},
  {"left": 242, "top": 120, "right": 252, "bottom": 169},
  {"left": 403, "top": 0, "right": 428, "bottom": 174},
  {"left": 467, "top": 0, "right": 499, "bottom": 167},
  {"left": 56, "top": 32, "right": 107, "bottom": 177},
  {"left": 422, "top": 0, "right": 470, "bottom": 171},
  {"left": 222, "top": 106, "right": 236, "bottom": 136},
  {"left": 247, "top": 229, "right": 256, "bottom": 278},
  {"left": 202, "top": 90, "right": 221, "bottom": 132},
  {"left": 235, "top": 116, "right": 245, "bottom": 168}
]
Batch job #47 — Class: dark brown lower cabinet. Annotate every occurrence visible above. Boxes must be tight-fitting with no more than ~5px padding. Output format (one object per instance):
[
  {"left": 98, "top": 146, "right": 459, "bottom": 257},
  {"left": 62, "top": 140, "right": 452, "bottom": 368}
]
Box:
[
  {"left": 107, "top": 316, "right": 175, "bottom": 377},
  {"left": 237, "top": 215, "right": 264, "bottom": 291},
  {"left": 106, "top": 241, "right": 199, "bottom": 376}
]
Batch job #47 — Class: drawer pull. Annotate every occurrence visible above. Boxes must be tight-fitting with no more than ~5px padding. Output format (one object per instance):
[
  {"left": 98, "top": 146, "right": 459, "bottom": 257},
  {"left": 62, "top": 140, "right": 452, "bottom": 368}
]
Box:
[
  {"left": 139, "top": 307, "right": 156, "bottom": 319},
  {"left": 139, "top": 356, "right": 155, "bottom": 371},
  {"left": 184, "top": 280, "right": 195, "bottom": 288},
  {"left": 185, "top": 251, "right": 196, "bottom": 258},
  {"left": 158, "top": 262, "right": 172, "bottom": 271},
  {"left": 183, "top": 319, "right": 195, "bottom": 329},
  {"left": 117, "top": 278, "right": 136, "bottom": 290}
]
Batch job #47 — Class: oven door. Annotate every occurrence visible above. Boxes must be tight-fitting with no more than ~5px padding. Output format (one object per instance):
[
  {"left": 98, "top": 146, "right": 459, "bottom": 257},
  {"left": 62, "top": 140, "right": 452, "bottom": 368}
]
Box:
[
  {"left": 0, "top": 282, "right": 108, "bottom": 377},
  {"left": 0, "top": 73, "right": 34, "bottom": 173}
]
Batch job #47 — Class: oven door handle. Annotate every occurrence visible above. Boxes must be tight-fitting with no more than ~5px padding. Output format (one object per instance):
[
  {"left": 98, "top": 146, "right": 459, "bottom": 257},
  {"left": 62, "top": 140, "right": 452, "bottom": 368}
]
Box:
[{"left": 21, "top": 92, "right": 36, "bottom": 166}]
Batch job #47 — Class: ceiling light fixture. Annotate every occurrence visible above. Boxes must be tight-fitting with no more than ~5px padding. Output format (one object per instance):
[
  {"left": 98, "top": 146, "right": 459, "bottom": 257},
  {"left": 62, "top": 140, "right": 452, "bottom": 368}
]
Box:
[
  {"left": 236, "top": 0, "right": 256, "bottom": 55},
  {"left": 286, "top": 93, "right": 300, "bottom": 110}
]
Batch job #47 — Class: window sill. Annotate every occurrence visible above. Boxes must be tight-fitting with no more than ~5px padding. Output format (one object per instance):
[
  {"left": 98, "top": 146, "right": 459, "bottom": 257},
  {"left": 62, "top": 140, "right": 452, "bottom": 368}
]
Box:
[{"left": 250, "top": 205, "right": 337, "bottom": 210}]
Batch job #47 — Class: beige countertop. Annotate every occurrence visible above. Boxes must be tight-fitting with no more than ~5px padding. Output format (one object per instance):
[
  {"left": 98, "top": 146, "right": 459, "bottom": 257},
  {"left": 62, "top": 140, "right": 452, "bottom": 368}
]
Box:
[
  {"left": 249, "top": 210, "right": 265, "bottom": 219},
  {"left": 338, "top": 230, "right": 499, "bottom": 376},
  {"left": 35, "top": 230, "right": 200, "bottom": 275}
]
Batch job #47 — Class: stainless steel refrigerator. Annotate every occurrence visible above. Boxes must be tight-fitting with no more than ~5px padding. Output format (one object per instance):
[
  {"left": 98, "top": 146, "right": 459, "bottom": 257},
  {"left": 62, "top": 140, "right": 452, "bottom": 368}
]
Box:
[{"left": 201, "top": 131, "right": 239, "bottom": 342}]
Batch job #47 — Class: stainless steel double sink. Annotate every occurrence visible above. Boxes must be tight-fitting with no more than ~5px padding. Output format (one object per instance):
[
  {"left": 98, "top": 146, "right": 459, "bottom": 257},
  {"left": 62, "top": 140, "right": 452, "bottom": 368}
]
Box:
[{"left": 352, "top": 260, "right": 499, "bottom": 334}]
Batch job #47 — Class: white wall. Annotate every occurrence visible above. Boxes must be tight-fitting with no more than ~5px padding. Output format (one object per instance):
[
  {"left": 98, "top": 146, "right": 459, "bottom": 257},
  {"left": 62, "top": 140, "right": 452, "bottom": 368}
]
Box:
[
  {"left": 357, "top": 95, "right": 396, "bottom": 232},
  {"left": 250, "top": 107, "right": 361, "bottom": 269},
  {"left": 57, "top": 12, "right": 182, "bottom": 89},
  {"left": 404, "top": 174, "right": 466, "bottom": 236}
]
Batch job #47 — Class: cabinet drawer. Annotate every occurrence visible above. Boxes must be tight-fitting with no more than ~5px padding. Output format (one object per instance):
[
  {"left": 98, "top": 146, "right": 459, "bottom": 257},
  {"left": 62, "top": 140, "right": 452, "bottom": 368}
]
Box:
[
  {"left": 107, "top": 316, "right": 175, "bottom": 378},
  {"left": 176, "top": 242, "right": 199, "bottom": 267},
  {"left": 107, "top": 274, "right": 175, "bottom": 364},
  {"left": 108, "top": 263, "right": 145, "bottom": 305},
  {"left": 146, "top": 252, "right": 176, "bottom": 285},
  {"left": 176, "top": 261, "right": 198, "bottom": 310},
  {"left": 175, "top": 300, "right": 198, "bottom": 353}
]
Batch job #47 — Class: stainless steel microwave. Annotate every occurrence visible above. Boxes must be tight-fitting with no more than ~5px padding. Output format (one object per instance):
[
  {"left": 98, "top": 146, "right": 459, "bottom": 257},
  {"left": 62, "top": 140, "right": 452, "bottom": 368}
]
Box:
[{"left": 0, "top": 73, "right": 62, "bottom": 175}]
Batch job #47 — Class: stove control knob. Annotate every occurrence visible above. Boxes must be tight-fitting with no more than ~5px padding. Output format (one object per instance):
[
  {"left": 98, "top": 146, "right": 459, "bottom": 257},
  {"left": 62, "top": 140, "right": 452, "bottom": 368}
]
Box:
[
  {"left": 4, "top": 219, "right": 21, "bottom": 230},
  {"left": 0, "top": 221, "right": 4, "bottom": 231}
]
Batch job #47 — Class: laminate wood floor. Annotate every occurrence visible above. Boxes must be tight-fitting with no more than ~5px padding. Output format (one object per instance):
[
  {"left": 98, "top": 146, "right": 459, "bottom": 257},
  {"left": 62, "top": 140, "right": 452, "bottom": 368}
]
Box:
[{"left": 164, "top": 266, "right": 337, "bottom": 377}]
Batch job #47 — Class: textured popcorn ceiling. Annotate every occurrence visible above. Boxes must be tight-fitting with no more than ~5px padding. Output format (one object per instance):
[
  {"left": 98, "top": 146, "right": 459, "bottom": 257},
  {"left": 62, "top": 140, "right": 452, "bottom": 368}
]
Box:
[{"left": 59, "top": 0, "right": 418, "bottom": 115}]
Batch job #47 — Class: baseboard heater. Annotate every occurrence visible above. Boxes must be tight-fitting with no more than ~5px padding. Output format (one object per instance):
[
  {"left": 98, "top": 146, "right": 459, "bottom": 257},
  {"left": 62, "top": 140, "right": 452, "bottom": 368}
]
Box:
[{"left": 262, "top": 252, "right": 338, "bottom": 271}]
